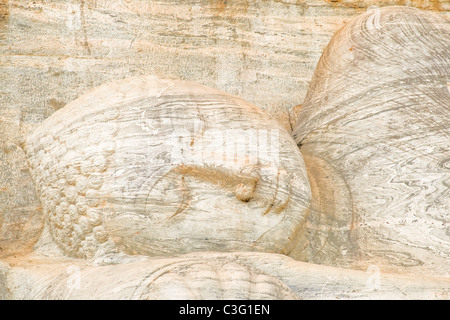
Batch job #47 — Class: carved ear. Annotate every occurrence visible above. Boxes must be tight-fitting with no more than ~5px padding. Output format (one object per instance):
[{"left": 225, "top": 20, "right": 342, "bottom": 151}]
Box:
[{"left": 292, "top": 6, "right": 450, "bottom": 276}]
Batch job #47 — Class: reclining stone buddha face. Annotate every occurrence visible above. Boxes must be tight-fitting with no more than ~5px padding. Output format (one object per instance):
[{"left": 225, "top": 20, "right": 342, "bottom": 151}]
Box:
[{"left": 25, "top": 76, "right": 311, "bottom": 259}]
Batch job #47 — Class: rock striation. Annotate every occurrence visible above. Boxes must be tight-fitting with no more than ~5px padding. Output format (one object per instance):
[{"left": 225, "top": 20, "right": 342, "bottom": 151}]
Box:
[
  {"left": 24, "top": 76, "right": 311, "bottom": 260},
  {"left": 293, "top": 6, "right": 450, "bottom": 276},
  {"left": 0, "top": 3, "right": 449, "bottom": 300}
]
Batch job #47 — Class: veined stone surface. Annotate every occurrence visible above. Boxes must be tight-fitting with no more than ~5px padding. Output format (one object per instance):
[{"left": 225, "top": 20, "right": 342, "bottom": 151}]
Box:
[
  {"left": 292, "top": 6, "right": 450, "bottom": 277},
  {"left": 1, "top": 252, "right": 449, "bottom": 300},
  {"left": 0, "top": 118, "right": 43, "bottom": 258},
  {"left": 25, "top": 76, "right": 311, "bottom": 259},
  {"left": 1, "top": 1, "right": 448, "bottom": 131},
  {"left": 0, "top": 2, "right": 448, "bottom": 259},
  {"left": 0, "top": 2, "right": 449, "bottom": 300}
]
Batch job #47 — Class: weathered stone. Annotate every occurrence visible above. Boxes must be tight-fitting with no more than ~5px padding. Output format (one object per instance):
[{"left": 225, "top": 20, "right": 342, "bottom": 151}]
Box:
[
  {"left": 292, "top": 6, "right": 450, "bottom": 277},
  {"left": 25, "top": 76, "right": 311, "bottom": 260},
  {"left": 0, "top": 118, "right": 43, "bottom": 258},
  {"left": 1, "top": 1, "right": 448, "bottom": 132},
  {"left": 0, "top": 2, "right": 449, "bottom": 300},
  {"left": 1, "top": 252, "right": 449, "bottom": 300}
]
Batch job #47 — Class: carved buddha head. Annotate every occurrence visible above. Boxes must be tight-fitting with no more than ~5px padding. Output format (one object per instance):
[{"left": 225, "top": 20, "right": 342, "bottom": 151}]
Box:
[{"left": 25, "top": 76, "right": 311, "bottom": 259}]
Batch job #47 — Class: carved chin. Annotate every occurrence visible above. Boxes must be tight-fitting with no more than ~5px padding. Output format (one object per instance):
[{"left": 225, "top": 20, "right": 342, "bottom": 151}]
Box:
[{"left": 25, "top": 76, "right": 311, "bottom": 259}]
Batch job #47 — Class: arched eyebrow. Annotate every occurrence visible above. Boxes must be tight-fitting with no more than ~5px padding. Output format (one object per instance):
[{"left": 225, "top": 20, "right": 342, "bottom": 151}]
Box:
[{"left": 172, "top": 163, "right": 260, "bottom": 189}]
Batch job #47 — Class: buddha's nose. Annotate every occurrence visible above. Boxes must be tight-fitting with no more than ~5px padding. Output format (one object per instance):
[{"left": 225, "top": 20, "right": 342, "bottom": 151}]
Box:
[{"left": 234, "top": 181, "right": 256, "bottom": 202}]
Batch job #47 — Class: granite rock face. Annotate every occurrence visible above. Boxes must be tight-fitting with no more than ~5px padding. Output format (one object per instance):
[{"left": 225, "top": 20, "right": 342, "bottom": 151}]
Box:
[
  {"left": 0, "top": 2, "right": 449, "bottom": 300},
  {"left": 0, "top": 119, "right": 43, "bottom": 258},
  {"left": 293, "top": 6, "right": 450, "bottom": 277},
  {"left": 1, "top": 0, "right": 448, "bottom": 130},
  {"left": 2, "top": 252, "right": 448, "bottom": 300},
  {"left": 0, "top": 2, "right": 448, "bottom": 255}
]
